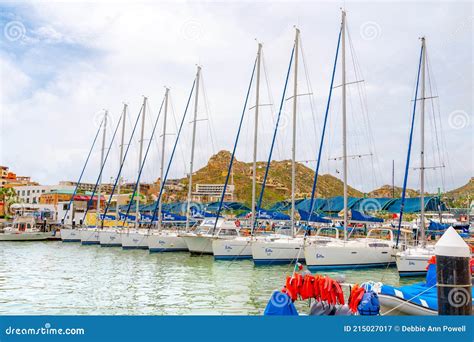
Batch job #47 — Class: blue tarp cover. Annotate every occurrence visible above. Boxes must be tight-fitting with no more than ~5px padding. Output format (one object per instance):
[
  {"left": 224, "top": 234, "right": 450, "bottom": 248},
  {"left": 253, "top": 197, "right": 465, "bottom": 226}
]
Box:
[
  {"left": 386, "top": 196, "right": 447, "bottom": 213},
  {"left": 351, "top": 210, "right": 383, "bottom": 223}
]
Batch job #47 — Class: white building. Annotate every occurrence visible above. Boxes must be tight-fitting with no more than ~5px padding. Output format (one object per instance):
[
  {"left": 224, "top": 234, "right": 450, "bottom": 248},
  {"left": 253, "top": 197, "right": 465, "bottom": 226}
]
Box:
[
  {"left": 14, "top": 184, "right": 74, "bottom": 204},
  {"left": 192, "top": 184, "right": 235, "bottom": 202}
]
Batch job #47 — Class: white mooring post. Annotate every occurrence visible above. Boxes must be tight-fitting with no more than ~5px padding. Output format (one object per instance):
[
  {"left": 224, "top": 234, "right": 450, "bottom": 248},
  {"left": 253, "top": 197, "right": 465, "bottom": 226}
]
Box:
[{"left": 435, "top": 227, "right": 472, "bottom": 315}]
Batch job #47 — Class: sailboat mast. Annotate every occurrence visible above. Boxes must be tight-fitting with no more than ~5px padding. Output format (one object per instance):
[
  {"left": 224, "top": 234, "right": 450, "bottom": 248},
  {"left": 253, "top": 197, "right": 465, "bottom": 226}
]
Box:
[
  {"left": 252, "top": 43, "right": 262, "bottom": 231},
  {"left": 117, "top": 104, "right": 127, "bottom": 218},
  {"left": 341, "top": 10, "right": 348, "bottom": 241},
  {"left": 420, "top": 37, "right": 426, "bottom": 247},
  {"left": 158, "top": 88, "right": 170, "bottom": 230},
  {"left": 291, "top": 29, "right": 300, "bottom": 236},
  {"left": 186, "top": 66, "right": 201, "bottom": 230},
  {"left": 136, "top": 97, "right": 147, "bottom": 228},
  {"left": 392, "top": 159, "right": 395, "bottom": 198},
  {"left": 97, "top": 111, "right": 108, "bottom": 216}
]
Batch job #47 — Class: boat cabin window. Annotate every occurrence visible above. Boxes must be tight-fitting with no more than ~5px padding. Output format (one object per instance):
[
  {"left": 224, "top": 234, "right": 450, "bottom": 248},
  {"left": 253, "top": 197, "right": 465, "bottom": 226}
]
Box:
[
  {"left": 317, "top": 227, "right": 338, "bottom": 238},
  {"left": 217, "top": 228, "right": 238, "bottom": 237},
  {"left": 368, "top": 243, "right": 389, "bottom": 248},
  {"left": 195, "top": 226, "right": 212, "bottom": 234},
  {"left": 368, "top": 230, "right": 392, "bottom": 240}
]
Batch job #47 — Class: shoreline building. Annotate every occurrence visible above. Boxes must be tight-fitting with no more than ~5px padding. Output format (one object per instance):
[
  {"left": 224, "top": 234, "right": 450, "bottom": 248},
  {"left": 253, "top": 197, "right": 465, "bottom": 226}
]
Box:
[{"left": 192, "top": 184, "right": 235, "bottom": 203}]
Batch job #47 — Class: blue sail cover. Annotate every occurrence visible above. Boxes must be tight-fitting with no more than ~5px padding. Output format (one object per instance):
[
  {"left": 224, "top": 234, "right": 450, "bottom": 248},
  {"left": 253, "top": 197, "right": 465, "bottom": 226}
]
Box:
[
  {"left": 190, "top": 207, "right": 218, "bottom": 218},
  {"left": 140, "top": 211, "right": 187, "bottom": 222},
  {"left": 205, "top": 201, "right": 250, "bottom": 212},
  {"left": 427, "top": 220, "right": 450, "bottom": 232},
  {"left": 99, "top": 214, "right": 116, "bottom": 220},
  {"left": 256, "top": 210, "right": 290, "bottom": 220},
  {"left": 351, "top": 210, "right": 383, "bottom": 223},
  {"left": 298, "top": 209, "right": 332, "bottom": 223},
  {"left": 119, "top": 212, "right": 136, "bottom": 221},
  {"left": 161, "top": 211, "right": 187, "bottom": 222}
]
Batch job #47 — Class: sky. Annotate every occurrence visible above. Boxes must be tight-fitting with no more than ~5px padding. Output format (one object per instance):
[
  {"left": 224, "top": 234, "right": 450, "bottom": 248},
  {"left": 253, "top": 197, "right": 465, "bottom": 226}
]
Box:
[{"left": 0, "top": 0, "right": 472, "bottom": 194}]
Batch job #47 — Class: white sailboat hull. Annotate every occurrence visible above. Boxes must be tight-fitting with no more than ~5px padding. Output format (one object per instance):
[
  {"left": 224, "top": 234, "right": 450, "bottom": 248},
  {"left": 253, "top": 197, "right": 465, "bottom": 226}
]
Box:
[
  {"left": 61, "top": 228, "right": 81, "bottom": 242},
  {"left": 121, "top": 230, "right": 149, "bottom": 249},
  {"left": 0, "top": 232, "right": 52, "bottom": 241},
  {"left": 396, "top": 247, "right": 434, "bottom": 277},
  {"left": 304, "top": 239, "right": 395, "bottom": 271},
  {"left": 252, "top": 238, "right": 304, "bottom": 265},
  {"left": 80, "top": 228, "right": 100, "bottom": 245},
  {"left": 148, "top": 231, "right": 188, "bottom": 252},
  {"left": 212, "top": 236, "right": 252, "bottom": 260},
  {"left": 99, "top": 229, "right": 122, "bottom": 247},
  {"left": 182, "top": 235, "right": 214, "bottom": 255}
]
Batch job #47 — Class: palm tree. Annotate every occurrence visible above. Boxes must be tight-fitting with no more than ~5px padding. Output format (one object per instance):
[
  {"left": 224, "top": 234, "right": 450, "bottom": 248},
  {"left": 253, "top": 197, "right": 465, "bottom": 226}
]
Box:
[{"left": 0, "top": 187, "right": 19, "bottom": 218}]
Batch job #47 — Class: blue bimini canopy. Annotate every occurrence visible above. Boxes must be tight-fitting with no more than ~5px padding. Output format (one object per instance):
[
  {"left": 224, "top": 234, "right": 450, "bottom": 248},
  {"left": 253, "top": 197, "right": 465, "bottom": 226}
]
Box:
[
  {"left": 298, "top": 209, "right": 332, "bottom": 223},
  {"left": 321, "top": 196, "right": 362, "bottom": 213},
  {"left": 351, "top": 210, "right": 383, "bottom": 223},
  {"left": 386, "top": 196, "right": 447, "bottom": 213}
]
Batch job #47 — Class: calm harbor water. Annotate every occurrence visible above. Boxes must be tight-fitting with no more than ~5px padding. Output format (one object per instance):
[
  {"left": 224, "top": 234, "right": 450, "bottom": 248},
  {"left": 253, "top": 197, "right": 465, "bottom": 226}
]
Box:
[{"left": 0, "top": 241, "right": 422, "bottom": 315}]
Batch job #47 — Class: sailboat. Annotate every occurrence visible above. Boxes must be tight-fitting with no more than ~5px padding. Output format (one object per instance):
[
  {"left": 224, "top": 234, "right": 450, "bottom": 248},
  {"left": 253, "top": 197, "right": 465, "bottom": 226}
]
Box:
[
  {"left": 61, "top": 116, "right": 104, "bottom": 242},
  {"left": 251, "top": 28, "right": 307, "bottom": 265},
  {"left": 79, "top": 110, "right": 114, "bottom": 245},
  {"left": 209, "top": 42, "right": 260, "bottom": 260},
  {"left": 178, "top": 66, "right": 245, "bottom": 255},
  {"left": 147, "top": 74, "right": 198, "bottom": 252},
  {"left": 395, "top": 37, "right": 445, "bottom": 276},
  {"left": 304, "top": 11, "right": 396, "bottom": 271},
  {"left": 98, "top": 100, "right": 147, "bottom": 248}
]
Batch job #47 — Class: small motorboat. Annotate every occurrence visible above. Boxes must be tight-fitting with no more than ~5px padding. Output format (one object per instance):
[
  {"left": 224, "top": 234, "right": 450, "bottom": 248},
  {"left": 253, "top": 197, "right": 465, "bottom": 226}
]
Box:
[
  {"left": 376, "top": 261, "right": 474, "bottom": 315},
  {"left": 0, "top": 216, "right": 53, "bottom": 241}
]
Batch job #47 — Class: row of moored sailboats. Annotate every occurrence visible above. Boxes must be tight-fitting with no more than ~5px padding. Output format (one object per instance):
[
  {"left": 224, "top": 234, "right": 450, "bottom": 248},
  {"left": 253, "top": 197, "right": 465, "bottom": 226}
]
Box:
[{"left": 58, "top": 10, "right": 466, "bottom": 277}]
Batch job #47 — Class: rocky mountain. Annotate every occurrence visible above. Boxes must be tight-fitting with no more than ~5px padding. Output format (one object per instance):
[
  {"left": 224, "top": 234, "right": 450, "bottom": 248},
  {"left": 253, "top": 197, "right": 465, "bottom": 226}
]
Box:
[
  {"left": 176, "top": 150, "right": 363, "bottom": 206},
  {"left": 165, "top": 151, "right": 472, "bottom": 208}
]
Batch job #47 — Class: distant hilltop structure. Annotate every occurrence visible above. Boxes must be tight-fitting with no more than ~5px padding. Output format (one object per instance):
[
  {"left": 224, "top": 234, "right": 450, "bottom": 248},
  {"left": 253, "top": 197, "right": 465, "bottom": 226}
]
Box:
[{"left": 0, "top": 165, "right": 38, "bottom": 188}]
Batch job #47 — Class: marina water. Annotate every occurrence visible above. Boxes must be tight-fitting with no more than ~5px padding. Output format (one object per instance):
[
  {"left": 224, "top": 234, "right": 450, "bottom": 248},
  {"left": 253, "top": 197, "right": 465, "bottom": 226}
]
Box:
[{"left": 0, "top": 242, "right": 421, "bottom": 315}]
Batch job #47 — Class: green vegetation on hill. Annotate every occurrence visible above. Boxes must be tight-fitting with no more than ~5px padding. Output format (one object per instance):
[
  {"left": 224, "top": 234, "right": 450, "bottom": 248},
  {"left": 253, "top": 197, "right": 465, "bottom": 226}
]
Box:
[
  {"left": 173, "top": 151, "right": 472, "bottom": 208},
  {"left": 178, "top": 150, "right": 362, "bottom": 206}
]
